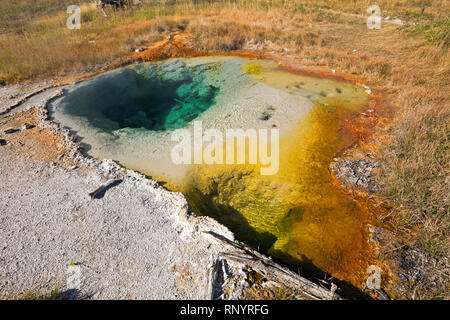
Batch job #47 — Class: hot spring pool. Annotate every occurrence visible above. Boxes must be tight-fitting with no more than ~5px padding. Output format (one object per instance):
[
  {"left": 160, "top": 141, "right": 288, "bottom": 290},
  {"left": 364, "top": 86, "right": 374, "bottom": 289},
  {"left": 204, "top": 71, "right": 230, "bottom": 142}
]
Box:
[{"left": 50, "top": 56, "right": 374, "bottom": 286}]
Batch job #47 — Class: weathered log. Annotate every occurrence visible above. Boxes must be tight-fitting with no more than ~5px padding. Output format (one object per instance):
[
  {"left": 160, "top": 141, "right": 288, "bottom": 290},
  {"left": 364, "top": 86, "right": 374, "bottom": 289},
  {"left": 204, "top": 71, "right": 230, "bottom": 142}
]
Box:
[{"left": 204, "top": 231, "right": 343, "bottom": 300}]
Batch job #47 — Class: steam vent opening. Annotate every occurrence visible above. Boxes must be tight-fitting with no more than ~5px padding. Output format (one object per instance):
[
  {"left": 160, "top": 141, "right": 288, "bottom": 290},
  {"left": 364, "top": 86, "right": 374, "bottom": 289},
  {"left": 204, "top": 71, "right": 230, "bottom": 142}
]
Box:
[{"left": 50, "top": 56, "right": 374, "bottom": 288}]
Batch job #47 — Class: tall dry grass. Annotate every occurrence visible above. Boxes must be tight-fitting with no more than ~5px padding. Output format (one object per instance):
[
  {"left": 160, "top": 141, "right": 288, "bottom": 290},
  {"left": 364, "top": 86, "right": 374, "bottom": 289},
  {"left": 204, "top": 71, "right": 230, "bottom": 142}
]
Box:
[
  {"left": 1, "top": 0, "right": 448, "bottom": 82},
  {"left": 0, "top": 2, "right": 193, "bottom": 82}
]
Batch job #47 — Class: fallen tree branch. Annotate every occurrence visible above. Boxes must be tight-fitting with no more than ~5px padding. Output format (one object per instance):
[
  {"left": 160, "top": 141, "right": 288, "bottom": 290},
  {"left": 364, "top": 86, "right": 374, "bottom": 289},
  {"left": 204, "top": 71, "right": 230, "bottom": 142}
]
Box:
[{"left": 203, "top": 231, "right": 342, "bottom": 300}]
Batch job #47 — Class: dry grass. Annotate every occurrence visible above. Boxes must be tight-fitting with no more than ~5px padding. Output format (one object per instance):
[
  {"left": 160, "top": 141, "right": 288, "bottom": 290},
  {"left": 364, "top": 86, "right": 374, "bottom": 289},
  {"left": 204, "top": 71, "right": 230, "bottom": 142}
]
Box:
[
  {"left": 1, "top": 282, "right": 63, "bottom": 300},
  {"left": 0, "top": 2, "right": 191, "bottom": 82},
  {"left": 0, "top": 0, "right": 448, "bottom": 82},
  {"left": 0, "top": 0, "right": 448, "bottom": 299}
]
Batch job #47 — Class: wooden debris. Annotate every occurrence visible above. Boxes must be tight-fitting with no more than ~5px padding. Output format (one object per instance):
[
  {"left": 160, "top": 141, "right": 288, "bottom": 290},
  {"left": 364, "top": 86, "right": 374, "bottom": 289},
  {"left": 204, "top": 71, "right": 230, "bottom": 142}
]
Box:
[{"left": 204, "top": 231, "right": 342, "bottom": 300}]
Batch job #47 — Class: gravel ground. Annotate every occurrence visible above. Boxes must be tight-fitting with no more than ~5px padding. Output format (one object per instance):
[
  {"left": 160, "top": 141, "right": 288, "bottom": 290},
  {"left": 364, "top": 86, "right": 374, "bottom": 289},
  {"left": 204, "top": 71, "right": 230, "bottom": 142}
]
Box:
[{"left": 0, "top": 81, "right": 56, "bottom": 115}]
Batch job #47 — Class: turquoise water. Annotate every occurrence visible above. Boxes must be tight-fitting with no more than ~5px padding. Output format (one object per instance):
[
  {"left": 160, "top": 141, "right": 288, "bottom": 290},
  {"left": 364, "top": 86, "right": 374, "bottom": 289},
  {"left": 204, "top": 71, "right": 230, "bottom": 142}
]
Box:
[{"left": 58, "top": 60, "right": 220, "bottom": 132}]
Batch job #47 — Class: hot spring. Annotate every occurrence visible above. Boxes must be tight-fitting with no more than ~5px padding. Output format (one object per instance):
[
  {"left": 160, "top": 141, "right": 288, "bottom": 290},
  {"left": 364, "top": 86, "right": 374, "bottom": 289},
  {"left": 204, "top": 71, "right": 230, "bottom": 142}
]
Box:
[{"left": 50, "top": 56, "right": 374, "bottom": 286}]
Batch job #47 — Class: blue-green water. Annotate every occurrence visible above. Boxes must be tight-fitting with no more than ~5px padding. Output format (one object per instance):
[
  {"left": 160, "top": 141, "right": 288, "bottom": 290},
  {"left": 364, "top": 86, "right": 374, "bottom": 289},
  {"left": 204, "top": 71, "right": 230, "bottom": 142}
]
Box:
[{"left": 59, "top": 60, "right": 220, "bottom": 132}]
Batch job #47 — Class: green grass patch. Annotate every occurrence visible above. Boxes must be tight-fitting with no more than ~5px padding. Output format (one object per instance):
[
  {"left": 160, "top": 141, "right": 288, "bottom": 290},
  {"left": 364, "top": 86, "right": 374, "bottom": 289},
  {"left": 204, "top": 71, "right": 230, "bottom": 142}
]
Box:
[{"left": 400, "top": 17, "right": 449, "bottom": 47}]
